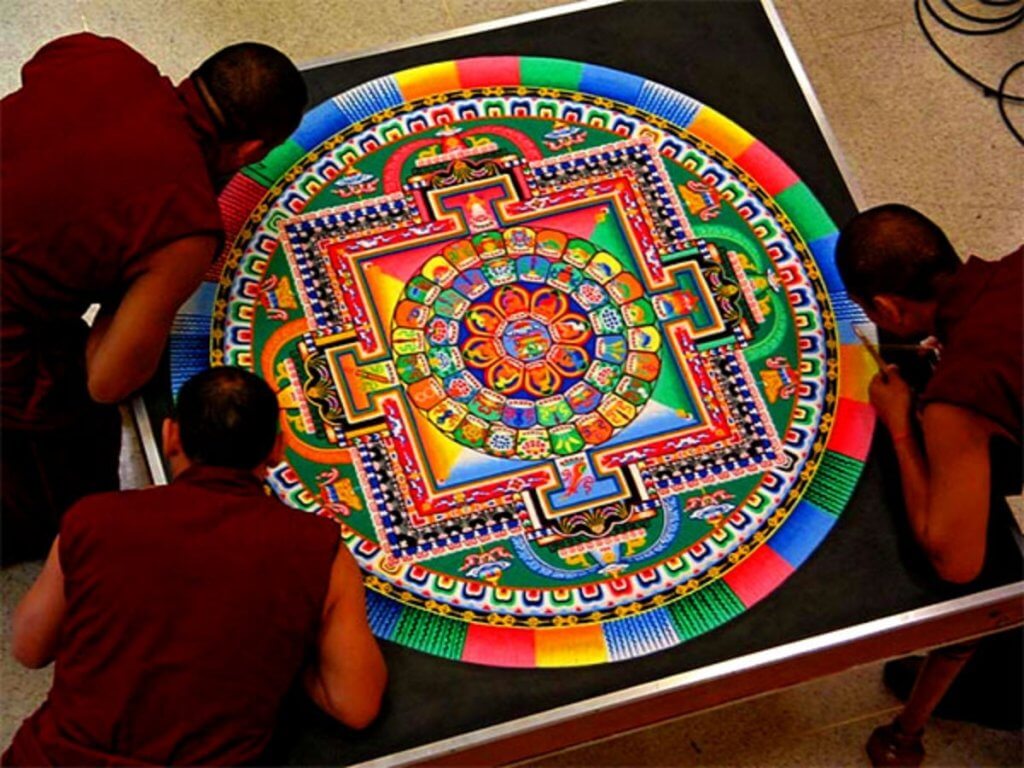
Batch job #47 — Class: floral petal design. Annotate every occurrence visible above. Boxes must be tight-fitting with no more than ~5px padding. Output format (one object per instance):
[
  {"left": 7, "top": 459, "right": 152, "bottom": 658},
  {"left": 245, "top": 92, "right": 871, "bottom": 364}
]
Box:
[{"left": 394, "top": 228, "right": 660, "bottom": 459}]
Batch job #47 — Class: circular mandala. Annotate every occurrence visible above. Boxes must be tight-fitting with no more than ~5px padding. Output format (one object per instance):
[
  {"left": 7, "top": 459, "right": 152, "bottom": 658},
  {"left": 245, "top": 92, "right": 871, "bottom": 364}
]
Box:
[
  {"left": 392, "top": 227, "right": 660, "bottom": 460},
  {"left": 187, "top": 56, "right": 876, "bottom": 668}
]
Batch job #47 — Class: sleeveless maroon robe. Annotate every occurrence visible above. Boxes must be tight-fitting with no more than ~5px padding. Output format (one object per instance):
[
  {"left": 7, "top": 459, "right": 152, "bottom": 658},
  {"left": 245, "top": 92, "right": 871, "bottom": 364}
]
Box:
[
  {"left": 920, "top": 246, "right": 1023, "bottom": 440},
  {"left": 0, "top": 34, "right": 223, "bottom": 561},
  {"left": 3, "top": 465, "right": 340, "bottom": 766}
]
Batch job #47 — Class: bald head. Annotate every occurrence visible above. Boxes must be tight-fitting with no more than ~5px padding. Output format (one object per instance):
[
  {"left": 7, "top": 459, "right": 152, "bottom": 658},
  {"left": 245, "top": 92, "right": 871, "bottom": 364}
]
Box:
[
  {"left": 195, "top": 42, "right": 307, "bottom": 148},
  {"left": 836, "top": 204, "right": 960, "bottom": 302},
  {"left": 175, "top": 366, "right": 279, "bottom": 470}
]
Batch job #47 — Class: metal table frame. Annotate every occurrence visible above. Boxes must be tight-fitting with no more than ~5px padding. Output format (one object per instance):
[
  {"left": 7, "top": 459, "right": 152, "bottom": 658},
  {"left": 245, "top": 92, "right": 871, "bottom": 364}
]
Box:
[
  {"left": 131, "top": 2, "right": 1024, "bottom": 763},
  {"left": 365, "top": 583, "right": 1022, "bottom": 767}
]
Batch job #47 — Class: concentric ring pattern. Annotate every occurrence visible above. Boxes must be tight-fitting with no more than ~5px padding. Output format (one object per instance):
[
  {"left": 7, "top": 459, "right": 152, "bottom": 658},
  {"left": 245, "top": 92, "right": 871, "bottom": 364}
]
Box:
[{"left": 168, "top": 57, "right": 876, "bottom": 667}]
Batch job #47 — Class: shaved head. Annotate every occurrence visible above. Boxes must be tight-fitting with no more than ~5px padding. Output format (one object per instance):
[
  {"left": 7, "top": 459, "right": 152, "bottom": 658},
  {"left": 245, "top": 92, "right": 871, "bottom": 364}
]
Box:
[
  {"left": 836, "top": 204, "right": 960, "bottom": 302},
  {"left": 175, "top": 367, "right": 279, "bottom": 470},
  {"left": 195, "top": 42, "right": 307, "bottom": 147}
]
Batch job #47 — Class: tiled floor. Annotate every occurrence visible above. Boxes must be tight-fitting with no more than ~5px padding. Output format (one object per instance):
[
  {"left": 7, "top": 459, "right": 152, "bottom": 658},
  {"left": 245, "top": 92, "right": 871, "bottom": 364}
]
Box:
[
  {"left": 530, "top": 667, "right": 1022, "bottom": 767},
  {"left": 779, "top": 0, "right": 1024, "bottom": 261},
  {"left": 2, "top": 0, "right": 1022, "bottom": 764}
]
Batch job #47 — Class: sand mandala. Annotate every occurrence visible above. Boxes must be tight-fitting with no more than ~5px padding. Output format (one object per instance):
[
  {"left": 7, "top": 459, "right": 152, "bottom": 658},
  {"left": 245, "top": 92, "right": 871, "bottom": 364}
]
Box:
[{"left": 168, "top": 57, "right": 876, "bottom": 667}]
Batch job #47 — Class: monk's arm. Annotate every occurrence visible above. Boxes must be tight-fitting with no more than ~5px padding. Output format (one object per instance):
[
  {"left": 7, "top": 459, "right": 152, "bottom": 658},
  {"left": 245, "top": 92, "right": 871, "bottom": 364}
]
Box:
[
  {"left": 887, "top": 425, "right": 931, "bottom": 554},
  {"left": 85, "top": 235, "right": 217, "bottom": 404},
  {"left": 12, "top": 538, "right": 66, "bottom": 668},
  {"left": 870, "top": 366, "right": 993, "bottom": 583},
  {"left": 912, "top": 404, "right": 992, "bottom": 583},
  {"left": 304, "top": 545, "right": 387, "bottom": 729},
  {"left": 870, "top": 364, "right": 931, "bottom": 541}
]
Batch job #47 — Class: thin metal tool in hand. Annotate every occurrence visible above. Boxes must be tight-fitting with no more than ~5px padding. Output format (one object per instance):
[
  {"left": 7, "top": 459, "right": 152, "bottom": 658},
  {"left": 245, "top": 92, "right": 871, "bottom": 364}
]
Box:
[{"left": 853, "top": 326, "right": 889, "bottom": 382}]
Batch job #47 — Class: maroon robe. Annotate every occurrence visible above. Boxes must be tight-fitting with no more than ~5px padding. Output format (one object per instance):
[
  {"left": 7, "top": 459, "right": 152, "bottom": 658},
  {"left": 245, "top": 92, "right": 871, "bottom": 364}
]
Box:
[
  {"left": 3, "top": 465, "right": 340, "bottom": 766},
  {"left": 0, "top": 34, "right": 223, "bottom": 561},
  {"left": 920, "top": 246, "right": 1023, "bottom": 439}
]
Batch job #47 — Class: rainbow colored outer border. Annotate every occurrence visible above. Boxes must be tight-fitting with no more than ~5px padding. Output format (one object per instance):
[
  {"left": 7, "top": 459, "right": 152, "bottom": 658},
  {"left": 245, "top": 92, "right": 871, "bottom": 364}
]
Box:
[{"left": 176, "top": 56, "right": 877, "bottom": 667}]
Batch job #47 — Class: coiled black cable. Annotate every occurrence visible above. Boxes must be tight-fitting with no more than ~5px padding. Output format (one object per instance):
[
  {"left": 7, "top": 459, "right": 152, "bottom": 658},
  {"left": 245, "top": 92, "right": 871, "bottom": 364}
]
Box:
[
  {"left": 914, "top": 0, "right": 1024, "bottom": 145},
  {"left": 941, "top": 0, "right": 1023, "bottom": 27}
]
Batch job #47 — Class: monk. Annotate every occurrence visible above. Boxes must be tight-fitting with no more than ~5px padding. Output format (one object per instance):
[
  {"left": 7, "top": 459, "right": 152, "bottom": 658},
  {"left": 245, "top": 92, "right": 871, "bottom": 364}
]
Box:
[
  {"left": 1, "top": 34, "right": 307, "bottom": 563},
  {"left": 834, "top": 204, "right": 1022, "bottom": 766},
  {"left": 4, "top": 367, "right": 387, "bottom": 765}
]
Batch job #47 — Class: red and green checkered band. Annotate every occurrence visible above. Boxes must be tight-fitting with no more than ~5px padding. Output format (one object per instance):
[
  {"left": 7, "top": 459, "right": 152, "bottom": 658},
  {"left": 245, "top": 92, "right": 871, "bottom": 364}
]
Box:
[{"left": 168, "top": 56, "right": 876, "bottom": 667}]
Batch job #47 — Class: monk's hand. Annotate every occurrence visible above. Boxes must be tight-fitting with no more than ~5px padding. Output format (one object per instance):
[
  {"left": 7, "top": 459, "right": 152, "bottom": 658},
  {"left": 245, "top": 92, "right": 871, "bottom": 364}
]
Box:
[{"left": 869, "top": 364, "right": 913, "bottom": 437}]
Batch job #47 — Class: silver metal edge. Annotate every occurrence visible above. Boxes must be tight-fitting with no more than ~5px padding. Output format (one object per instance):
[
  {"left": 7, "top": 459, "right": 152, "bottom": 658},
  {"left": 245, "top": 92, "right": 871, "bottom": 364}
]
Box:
[
  {"left": 296, "top": 0, "right": 625, "bottom": 72},
  {"left": 131, "top": 396, "right": 168, "bottom": 486},
  {"left": 352, "top": 580, "right": 1024, "bottom": 768},
  {"left": 759, "top": 0, "right": 867, "bottom": 211}
]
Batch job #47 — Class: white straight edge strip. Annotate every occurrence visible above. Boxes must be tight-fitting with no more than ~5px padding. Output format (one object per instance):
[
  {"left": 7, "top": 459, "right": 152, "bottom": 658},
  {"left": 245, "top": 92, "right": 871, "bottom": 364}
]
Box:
[
  {"left": 131, "top": 396, "right": 167, "bottom": 486},
  {"left": 350, "top": 580, "right": 1024, "bottom": 768},
  {"left": 296, "top": 0, "right": 625, "bottom": 72},
  {"left": 759, "top": 0, "right": 867, "bottom": 211}
]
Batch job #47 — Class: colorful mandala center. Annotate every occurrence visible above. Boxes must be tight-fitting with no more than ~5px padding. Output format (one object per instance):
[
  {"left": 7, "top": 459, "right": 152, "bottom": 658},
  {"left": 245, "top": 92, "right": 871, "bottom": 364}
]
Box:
[
  {"left": 391, "top": 228, "right": 663, "bottom": 460},
  {"left": 462, "top": 284, "right": 594, "bottom": 396},
  {"left": 500, "top": 317, "right": 553, "bottom": 362}
]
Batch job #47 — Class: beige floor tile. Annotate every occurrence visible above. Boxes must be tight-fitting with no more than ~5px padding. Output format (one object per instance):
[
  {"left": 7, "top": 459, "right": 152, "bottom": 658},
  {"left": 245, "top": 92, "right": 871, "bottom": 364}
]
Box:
[
  {"left": 781, "top": 1, "right": 1024, "bottom": 250},
  {"left": 910, "top": 201, "right": 1024, "bottom": 263},
  {"left": 752, "top": 711, "right": 1023, "bottom": 768},
  {"left": 924, "top": 716, "right": 1024, "bottom": 766},
  {"left": 794, "top": 0, "right": 907, "bottom": 42},
  {"left": 0, "top": 0, "right": 87, "bottom": 96},
  {"left": 800, "top": 18, "right": 1024, "bottom": 254},
  {"left": 768, "top": 0, "right": 813, "bottom": 48},
  {"left": 76, "top": 0, "right": 453, "bottom": 83},
  {"left": 534, "top": 661, "right": 1023, "bottom": 767},
  {"left": 441, "top": 0, "right": 579, "bottom": 29},
  {"left": 915, "top": 6, "right": 1024, "bottom": 92},
  {"left": 533, "top": 663, "right": 901, "bottom": 766},
  {"left": 1, "top": 0, "right": 577, "bottom": 97},
  {"left": 2, "top": 2, "right": 1022, "bottom": 765},
  {"left": 1, "top": 562, "right": 52, "bottom": 752}
]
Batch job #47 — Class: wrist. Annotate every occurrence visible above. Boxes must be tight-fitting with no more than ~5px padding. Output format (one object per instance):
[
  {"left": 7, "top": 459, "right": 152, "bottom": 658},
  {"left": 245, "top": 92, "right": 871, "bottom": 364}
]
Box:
[
  {"left": 884, "top": 418, "right": 913, "bottom": 443},
  {"left": 889, "top": 429, "right": 914, "bottom": 445}
]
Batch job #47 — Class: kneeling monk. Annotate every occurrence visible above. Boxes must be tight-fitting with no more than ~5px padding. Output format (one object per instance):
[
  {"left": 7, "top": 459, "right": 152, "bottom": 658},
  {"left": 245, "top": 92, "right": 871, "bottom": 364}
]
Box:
[{"left": 4, "top": 367, "right": 387, "bottom": 765}]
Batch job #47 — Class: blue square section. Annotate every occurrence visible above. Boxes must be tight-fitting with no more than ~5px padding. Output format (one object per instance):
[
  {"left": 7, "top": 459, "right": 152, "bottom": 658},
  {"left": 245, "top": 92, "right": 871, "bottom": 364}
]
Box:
[
  {"left": 168, "top": 282, "right": 218, "bottom": 395},
  {"left": 604, "top": 609, "right": 679, "bottom": 661},
  {"left": 636, "top": 80, "right": 700, "bottom": 128},
  {"left": 810, "top": 232, "right": 842, "bottom": 293},
  {"left": 333, "top": 76, "right": 404, "bottom": 123},
  {"left": 292, "top": 100, "right": 352, "bottom": 152},
  {"left": 168, "top": 333, "right": 209, "bottom": 397},
  {"left": 579, "top": 64, "right": 644, "bottom": 105},
  {"left": 365, "top": 590, "right": 403, "bottom": 639},
  {"left": 835, "top": 296, "right": 870, "bottom": 342},
  {"left": 768, "top": 499, "right": 836, "bottom": 568}
]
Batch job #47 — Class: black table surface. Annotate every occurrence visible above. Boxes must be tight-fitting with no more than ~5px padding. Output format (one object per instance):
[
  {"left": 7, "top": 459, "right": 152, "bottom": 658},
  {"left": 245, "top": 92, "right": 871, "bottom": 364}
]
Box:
[
  {"left": 301, "top": 0, "right": 857, "bottom": 221},
  {"left": 255, "top": 2, "right": 1022, "bottom": 764}
]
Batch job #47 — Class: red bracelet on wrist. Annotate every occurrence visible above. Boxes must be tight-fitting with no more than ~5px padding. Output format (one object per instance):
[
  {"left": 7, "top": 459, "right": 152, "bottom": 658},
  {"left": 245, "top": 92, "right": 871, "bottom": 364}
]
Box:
[{"left": 889, "top": 430, "right": 913, "bottom": 444}]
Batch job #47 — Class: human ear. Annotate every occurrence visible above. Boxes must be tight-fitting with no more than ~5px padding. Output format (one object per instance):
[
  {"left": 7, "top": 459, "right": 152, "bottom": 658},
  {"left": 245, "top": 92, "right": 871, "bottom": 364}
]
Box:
[
  {"left": 872, "top": 295, "right": 903, "bottom": 328},
  {"left": 162, "top": 418, "right": 183, "bottom": 462}
]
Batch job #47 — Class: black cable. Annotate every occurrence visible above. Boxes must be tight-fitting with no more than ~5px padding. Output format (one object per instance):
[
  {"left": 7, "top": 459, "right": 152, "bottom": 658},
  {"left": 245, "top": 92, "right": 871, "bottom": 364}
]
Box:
[
  {"left": 914, "top": 0, "right": 1024, "bottom": 144},
  {"left": 941, "top": 0, "right": 1023, "bottom": 27},
  {"left": 917, "top": 0, "right": 1019, "bottom": 99},
  {"left": 997, "top": 60, "right": 1024, "bottom": 144}
]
